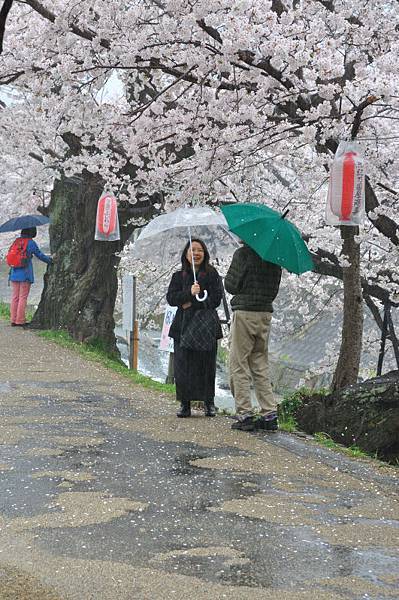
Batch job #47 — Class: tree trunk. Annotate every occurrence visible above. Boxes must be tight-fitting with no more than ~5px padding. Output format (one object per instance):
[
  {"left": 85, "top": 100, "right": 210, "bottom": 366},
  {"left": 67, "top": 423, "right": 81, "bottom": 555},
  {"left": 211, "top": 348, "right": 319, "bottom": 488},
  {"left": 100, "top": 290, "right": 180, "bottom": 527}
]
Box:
[
  {"left": 331, "top": 226, "right": 364, "bottom": 391},
  {"left": 32, "top": 172, "right": 134, "bottom": 354}
]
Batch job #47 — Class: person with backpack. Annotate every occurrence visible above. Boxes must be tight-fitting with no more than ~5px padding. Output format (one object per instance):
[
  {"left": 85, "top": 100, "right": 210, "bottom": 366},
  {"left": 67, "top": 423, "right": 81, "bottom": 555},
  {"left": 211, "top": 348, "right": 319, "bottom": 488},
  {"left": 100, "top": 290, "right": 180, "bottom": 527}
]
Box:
[{"left": 7, "top": 227, "right": 52, "bottom": 327}]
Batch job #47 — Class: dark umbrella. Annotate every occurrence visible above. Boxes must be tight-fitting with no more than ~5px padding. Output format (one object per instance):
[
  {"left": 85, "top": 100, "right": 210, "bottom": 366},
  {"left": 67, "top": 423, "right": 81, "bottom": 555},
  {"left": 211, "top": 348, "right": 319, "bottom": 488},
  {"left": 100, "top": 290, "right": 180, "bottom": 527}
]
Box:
[{"left": 0, "top": 214, "right": 50, "bottom": 233}]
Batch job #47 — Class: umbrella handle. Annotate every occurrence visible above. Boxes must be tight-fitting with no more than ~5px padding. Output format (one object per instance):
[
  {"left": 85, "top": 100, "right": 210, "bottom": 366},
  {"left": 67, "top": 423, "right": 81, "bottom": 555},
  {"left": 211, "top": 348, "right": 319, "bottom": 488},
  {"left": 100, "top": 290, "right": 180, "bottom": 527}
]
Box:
[
  {"left": 196, "top": 290, "right": 208, "bottom": 302},
  {"left": 188, "top": 225, "right": 208, "bottom": 302}
]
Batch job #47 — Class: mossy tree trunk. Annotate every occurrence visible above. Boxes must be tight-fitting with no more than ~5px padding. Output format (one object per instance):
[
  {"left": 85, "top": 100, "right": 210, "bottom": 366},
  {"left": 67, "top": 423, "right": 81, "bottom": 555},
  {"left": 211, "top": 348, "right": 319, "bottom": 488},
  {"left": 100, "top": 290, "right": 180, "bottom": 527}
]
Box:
[{"left": 32, "top": 172, "right": 135, "bottom": 354}]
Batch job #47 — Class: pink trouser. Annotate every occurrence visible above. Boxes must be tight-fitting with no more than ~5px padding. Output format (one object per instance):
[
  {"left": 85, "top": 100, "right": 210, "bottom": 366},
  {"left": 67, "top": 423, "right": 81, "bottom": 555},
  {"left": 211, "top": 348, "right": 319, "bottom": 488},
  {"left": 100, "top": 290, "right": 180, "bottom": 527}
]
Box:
[{"left": 10, "top": 281, "right": 31, "bottom": 325}]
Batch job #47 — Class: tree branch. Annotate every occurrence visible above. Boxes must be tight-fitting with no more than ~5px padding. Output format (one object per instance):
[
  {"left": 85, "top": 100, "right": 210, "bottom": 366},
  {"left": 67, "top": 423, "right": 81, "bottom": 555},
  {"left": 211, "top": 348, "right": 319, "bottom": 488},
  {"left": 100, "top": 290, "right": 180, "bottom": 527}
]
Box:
[
  {"left": 0, "top": 0, "right": 13, "bottom": 53},
  {"left": 196, "top": 18, "right": 222, "bottom": 45},
  {"left": 24, "top": 0, "right": 110, "bottom": 47},
  {"left": 351, "top": 95, "right": 379, "bottom": 139},
  {"left": 310, "top": 248, "right": 391, "bottom": 303},
  {"left": 365, "top": 178, "right": 399, "bottom": 246},
  {"left": 364, "top": 294, "right": 383, "bottom": 330},
  {"left": 377, "top": 182, "right": 398, "bottom": 197}
]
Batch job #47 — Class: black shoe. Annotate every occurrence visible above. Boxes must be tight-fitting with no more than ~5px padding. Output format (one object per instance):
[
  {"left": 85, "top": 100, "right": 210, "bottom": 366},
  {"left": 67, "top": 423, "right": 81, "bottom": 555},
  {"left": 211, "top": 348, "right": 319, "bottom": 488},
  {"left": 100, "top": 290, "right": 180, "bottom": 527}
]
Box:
[
  {"left": 204, "top": 403, "right": 217, "bottom": 417},
  {"left": 256, "top": 415, "right": 278, "bottom": 431},
  {"left": 11, "top": 323, "right": 24, "bottom": 327},
  {"left": 231, "top": 416, "right": 256, "bottom": 431},
  {"left": 177, "top": 404, "right": 191, "bottom": 418}
]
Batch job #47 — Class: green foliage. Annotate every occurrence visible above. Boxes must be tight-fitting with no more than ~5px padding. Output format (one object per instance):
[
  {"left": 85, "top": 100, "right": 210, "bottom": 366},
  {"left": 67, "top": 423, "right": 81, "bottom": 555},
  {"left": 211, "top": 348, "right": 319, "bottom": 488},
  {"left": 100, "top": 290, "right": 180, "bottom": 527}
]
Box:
[
  {"left": 0, "top": 301, "right": 10, "bottom": 319},
  {"left": 347, "top": 444, "right": 369, "bottom": 458},
  {"left": 38, "top": 329, "right": 175, "bottom": 394},
  {"left": 26, "top": 307, "right": 34, "bottom": 320},
  {"left": 313, "top": 432, "right": 337, "bottom": 449},
  {"left": 216, "top": 345, "right": 229, "bottom": 365},
  {"left": 278, "top": 415, "right": 297, "bottom": 433},
  {"left": 278, "top": 387, "right": 309, "bottom": 428},
  {"left": 313, "top": 432, "right": 369, "bottom": 459},
  {"left": 279, "top": 389, "right": 373, "bottom": 460},
  {"left": 0, "top": 301, "right": 34, "bottom": 321},
  {"left": 278, "top": 386, "right": 330, "bottom": 432}
]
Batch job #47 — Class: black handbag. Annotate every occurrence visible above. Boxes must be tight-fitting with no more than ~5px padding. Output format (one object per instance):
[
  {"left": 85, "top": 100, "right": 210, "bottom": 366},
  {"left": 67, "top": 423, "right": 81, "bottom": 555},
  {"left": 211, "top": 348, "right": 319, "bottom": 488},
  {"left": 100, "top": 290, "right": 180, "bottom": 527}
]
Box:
[{"left": 180, "top": 308, "right": 222, "bottom": 351}]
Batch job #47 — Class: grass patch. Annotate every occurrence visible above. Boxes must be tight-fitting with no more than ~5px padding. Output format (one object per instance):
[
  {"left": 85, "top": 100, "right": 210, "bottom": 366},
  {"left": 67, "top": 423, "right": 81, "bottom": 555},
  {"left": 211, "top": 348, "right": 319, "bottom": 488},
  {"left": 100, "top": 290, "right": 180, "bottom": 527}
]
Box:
[
  {"left": 0, "top": 301, "right": 34, "bottom": 322},
  {"left": 278, "top": 389, "right": 371, "bottom": 459},
  {"left": 313, "top": 431, "right": 337, "bottom": 449},
  {"left": 313, "top": 432, "right": 370, "bottom": 459},
  {"left": 217, "top": 345, "right": 229, "bottom": 365},
  {"left": 278, "top": 415, "right": 297, "bottom": 433},
  {"left": 278, "top": 387, "right": 312, "bottom": 431},
  {"left": 0, "top": 301, "right": 10, "bottom": 319},
  {"left": 38, "top": 329, "right": 175, "bottom": 394}
]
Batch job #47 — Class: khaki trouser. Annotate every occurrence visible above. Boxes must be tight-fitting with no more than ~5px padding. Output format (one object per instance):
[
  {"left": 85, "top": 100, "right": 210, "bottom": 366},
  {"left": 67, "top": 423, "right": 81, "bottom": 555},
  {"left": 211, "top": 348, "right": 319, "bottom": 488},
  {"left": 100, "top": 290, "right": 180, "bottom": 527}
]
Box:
[{"left": 229, "top": 310, "right": 276, "bottom": 416}]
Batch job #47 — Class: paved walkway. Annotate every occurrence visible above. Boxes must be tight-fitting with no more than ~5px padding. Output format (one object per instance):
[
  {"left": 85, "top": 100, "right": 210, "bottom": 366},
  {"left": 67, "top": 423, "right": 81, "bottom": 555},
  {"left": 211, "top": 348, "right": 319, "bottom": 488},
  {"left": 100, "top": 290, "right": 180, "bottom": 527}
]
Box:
[{"left": 0, "top": 321, "right": 398, "bottom": 600}]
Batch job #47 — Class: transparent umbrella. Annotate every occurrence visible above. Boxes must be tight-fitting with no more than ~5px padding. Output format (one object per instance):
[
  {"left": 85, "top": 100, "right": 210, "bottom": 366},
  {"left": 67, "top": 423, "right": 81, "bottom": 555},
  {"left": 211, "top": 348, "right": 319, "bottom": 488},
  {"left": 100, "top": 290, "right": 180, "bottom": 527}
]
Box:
[
  {"left": 131, "top": 206, "right": 239, "bottom": 265},
  {"left": 130, "top": 206, "right": 239, "bottom": 300}
]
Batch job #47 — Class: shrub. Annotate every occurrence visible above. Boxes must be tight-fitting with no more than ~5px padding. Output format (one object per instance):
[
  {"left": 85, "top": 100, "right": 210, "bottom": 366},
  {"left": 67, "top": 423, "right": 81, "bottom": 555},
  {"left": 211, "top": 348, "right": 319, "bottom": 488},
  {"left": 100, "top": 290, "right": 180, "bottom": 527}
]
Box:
[{"left": 278, "top": 387, "right": 329, "bottom": 430}]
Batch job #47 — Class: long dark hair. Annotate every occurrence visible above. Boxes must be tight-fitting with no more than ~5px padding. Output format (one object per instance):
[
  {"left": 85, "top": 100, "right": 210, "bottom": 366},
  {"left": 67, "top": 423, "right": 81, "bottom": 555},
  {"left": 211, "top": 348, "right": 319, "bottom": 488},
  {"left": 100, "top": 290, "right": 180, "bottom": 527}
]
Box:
[{"left": 180, "top": 238, "right": 214, "bottom": 273}]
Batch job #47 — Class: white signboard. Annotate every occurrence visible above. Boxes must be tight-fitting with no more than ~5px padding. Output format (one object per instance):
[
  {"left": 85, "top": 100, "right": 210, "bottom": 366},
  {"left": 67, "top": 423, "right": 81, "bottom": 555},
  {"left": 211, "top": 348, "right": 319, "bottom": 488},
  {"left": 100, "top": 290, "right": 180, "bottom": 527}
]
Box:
[
  {"left": 160, "top": 305, "right": 177, "bottom": 352},
  {"left": 122, "top": 274, "right": 134, "bottom": 331}
]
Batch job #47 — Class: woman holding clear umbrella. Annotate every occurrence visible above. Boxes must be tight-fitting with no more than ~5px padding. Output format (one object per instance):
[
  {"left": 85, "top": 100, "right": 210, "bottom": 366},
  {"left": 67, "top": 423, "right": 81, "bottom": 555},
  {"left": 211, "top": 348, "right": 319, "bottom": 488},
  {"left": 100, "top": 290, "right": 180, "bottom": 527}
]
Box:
[{"left": 166, "top": 238, "right": 223, "bottom": 418}]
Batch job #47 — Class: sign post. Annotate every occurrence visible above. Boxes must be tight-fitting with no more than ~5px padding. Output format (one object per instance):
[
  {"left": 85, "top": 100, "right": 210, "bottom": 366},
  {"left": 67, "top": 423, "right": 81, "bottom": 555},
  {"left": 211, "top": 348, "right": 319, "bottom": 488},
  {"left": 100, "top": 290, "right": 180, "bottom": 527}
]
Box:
[
  {"left": 159, "top": 305, "right": 177, "bottom": 352},
  {"left": 160, "top": 305, "right": 177, "bottom": 384},
  {"left": 122, "top": 274, "right": 139, "bottom": 370},
  {"left": 130, "top": 276, "right": 139, "bottom": 370}
]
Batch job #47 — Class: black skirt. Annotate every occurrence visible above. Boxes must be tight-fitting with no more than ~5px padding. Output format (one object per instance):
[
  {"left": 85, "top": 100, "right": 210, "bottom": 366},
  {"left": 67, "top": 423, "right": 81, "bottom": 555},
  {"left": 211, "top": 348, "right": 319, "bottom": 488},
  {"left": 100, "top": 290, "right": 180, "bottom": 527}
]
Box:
[{"left": 173, "top": 341, "right": 217, "bottom": 403}]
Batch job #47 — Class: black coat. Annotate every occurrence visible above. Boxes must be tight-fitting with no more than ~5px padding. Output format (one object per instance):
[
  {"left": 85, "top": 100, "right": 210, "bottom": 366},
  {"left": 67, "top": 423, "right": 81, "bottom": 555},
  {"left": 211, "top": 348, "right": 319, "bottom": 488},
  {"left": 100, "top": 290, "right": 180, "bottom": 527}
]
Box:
[{"left": 166, "top": 267, "right": 223, "bottom": 342}]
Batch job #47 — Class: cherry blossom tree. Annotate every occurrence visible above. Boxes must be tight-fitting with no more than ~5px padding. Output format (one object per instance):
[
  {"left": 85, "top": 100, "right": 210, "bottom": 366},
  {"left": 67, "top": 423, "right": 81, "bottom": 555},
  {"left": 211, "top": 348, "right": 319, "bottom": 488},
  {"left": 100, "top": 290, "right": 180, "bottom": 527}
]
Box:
[{"left": 0, "top": 0, "right": 398, "bottom": 385}]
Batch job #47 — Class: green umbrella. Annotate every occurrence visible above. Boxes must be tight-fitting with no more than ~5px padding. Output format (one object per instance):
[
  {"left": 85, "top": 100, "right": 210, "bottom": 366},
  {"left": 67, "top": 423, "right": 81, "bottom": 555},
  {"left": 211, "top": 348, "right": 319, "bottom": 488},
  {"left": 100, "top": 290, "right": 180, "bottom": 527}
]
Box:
[{"left": 221, "top": 203, "right": 314, "bottom": 274}]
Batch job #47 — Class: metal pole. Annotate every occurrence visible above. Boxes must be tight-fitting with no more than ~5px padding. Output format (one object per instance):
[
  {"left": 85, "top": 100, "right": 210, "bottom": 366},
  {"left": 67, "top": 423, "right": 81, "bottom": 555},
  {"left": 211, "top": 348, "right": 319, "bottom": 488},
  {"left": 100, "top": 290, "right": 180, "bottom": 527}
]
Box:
[{"left": 129, "top": 276, "right": 139, "bottom": 370}]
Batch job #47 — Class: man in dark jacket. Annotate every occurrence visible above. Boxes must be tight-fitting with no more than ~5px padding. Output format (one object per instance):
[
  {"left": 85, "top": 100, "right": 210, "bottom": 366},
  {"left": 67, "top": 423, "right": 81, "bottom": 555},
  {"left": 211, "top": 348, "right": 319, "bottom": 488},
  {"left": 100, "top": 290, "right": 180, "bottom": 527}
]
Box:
[{"left": 224, "top": 243, "right": 282, "bottom": 431}]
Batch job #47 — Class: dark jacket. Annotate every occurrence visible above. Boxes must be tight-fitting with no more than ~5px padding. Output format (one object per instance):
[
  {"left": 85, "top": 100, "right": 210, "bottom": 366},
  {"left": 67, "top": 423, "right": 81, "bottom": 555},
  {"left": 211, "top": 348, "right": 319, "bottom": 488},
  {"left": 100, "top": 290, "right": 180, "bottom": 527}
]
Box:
[
  {"left": 166, "top": 267, "right": 223, "bottom": 342},
  {"left": 224, "top": 245, "right": 281, "bottom": 312}
]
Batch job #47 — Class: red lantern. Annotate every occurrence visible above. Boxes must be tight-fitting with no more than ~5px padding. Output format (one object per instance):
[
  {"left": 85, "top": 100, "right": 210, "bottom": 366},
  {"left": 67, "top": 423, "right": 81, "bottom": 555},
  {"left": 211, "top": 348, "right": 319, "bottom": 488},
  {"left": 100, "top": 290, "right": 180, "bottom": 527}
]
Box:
[
  {"left": 326, "top": 142, "right": 365, "bottom": 226},
  {"left": 95, "top": 193, "right": 120, "bottom": 241}
]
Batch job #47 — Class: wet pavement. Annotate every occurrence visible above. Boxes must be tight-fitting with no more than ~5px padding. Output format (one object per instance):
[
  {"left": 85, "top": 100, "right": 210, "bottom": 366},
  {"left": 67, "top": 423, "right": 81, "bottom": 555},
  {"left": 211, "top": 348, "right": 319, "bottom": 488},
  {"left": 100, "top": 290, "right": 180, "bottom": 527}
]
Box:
[{"left": 0, "top": 321, "right": 398, "bottom": 599}]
